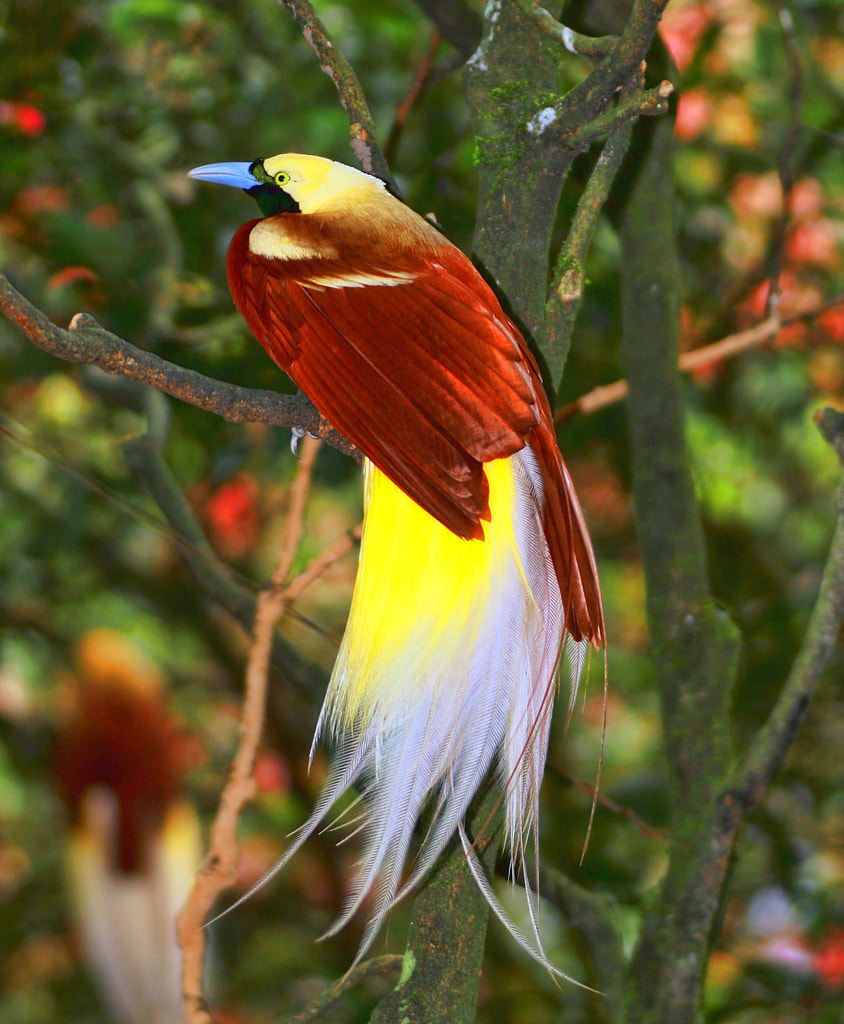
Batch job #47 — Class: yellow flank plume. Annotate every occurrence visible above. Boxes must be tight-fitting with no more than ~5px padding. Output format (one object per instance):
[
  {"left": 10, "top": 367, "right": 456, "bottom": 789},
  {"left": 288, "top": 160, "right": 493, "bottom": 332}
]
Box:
[
  {"left": 247, "top": 443, "right": 574, "bottom": 969},
  {"left": 327, "top": 456, "right": 528, "bottom": 730}
]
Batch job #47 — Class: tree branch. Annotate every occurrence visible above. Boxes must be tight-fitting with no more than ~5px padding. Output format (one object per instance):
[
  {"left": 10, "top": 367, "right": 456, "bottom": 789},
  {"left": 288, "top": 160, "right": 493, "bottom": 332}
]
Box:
[
  {"left": 284, "top": 956, "right": 404, "bottom": 1024},
  {"left": 545, "top": 120, "right": 635, "bottom": 392},
  {"left": 538, "top": 863, "right": 625, "bottom": 1002},
  {"left": 555, "top": 79, "right": 673, "bottom": 153},
  {"left": 122, "top": 434, "right": 331, "bottom": 701},
  {"left": 465, "top": 2, "right": 585, "bottom": 355},
  {"left": 277, "top": 0, "right": 396, "bottom": 190},
  {"left": 556, "top": 0, "right": 673, "bottom": 133},
  {"left": 555, "top": 293, "right": 844, "bottom": 422},
  {"left": 617, "top": 68, "right": 742, "bottom": 1023},
  {"left": 465, "top": 0, "right": 672, "bottom": 388},
  {"left": 369, "top": 785, "right": 501, "bottom": 1024},
  {"left": 177, "top": 435, "right": 322, "bottom": 1024},
  {"left": 512, "top": 0, "right": 616, "bottom": 59},
  {"left": 728, "top": 407, "right": 844, "bottom": 808},
  {"left": 385, "top": 31, "right": 441, "bottom": 166},
  {"left": 0, "top": 273, "right": 360, "bottom": 462}
]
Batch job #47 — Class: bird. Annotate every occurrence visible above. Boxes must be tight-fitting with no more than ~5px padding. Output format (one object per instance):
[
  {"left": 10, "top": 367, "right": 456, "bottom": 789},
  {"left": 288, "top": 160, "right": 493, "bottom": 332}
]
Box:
[
  {"left": 189, "top": 153, "right": 605, "bottom": 966},
  {"left": 55, "top": 630, "right": 201, "bottom": 1024}
]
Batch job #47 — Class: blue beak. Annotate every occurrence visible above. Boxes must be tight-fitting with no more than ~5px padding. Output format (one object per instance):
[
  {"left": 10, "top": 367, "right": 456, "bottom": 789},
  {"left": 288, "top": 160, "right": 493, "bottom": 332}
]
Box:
[{"left": 188, "top": 161, "right": 257, "bottom": 190}]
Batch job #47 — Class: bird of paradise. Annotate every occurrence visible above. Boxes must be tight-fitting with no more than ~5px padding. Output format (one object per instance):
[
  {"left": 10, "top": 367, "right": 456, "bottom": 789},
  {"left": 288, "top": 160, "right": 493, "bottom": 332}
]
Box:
[
  {"left": 55, "top": 630, "right": 201, "bottom": 1024},
  {"left": 190, "top": 154, "right": 605, "bottom": 967}
]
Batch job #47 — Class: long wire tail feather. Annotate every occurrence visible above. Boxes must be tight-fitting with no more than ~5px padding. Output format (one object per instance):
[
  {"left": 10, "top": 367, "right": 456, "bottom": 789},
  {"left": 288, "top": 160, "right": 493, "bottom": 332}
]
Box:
[
  {"left": 203, "top": 735, "right": 373, "bottom": 929},
  {"left": 457, "top": 823, "right": 600, "bottom": 994}
]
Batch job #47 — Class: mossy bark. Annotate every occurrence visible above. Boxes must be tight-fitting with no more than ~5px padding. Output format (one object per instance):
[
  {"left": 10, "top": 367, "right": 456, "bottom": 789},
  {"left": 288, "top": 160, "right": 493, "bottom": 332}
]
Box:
[
  {"left": 617, "top": 89, "right": 742, "bottom": 1024},
  {"left": 464, "top": 1, "right": 581, "bottom": 389},
  {"left": 369, "top": 789, "right": 500, "bottom": 1024}
]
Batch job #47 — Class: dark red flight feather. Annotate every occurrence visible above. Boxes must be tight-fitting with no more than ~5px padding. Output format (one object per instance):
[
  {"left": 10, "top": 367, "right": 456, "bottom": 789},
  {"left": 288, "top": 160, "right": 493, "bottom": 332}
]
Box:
[{"left": 226, "top": 211, "right": 604, "bottom": 646}]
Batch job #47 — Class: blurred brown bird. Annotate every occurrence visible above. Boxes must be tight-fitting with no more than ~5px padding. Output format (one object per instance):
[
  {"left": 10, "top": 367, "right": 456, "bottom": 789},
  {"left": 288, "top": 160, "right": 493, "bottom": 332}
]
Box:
[{"left": 55, "top": 630, "right": 200, "bottom": 1024}]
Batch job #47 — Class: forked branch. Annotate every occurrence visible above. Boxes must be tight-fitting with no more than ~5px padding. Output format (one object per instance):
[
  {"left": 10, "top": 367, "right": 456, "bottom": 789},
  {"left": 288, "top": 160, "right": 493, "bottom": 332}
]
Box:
[
  {"left": 728, "top": 407, "right": 844, "bottom": 809},
  {"left": 176, "top": 435, "right": 322, "bottom": 1024}
]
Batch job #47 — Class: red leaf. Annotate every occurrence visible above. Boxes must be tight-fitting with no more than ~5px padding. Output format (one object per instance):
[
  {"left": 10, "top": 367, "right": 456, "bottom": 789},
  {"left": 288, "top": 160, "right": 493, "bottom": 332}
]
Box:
[
  {"left": 675, "top": 88, "right": 713, "bottom": 141},
  {"left": 815, "top": 928, "right": 844, "bottom": 989},
  {"left": 13, "top": 103, "right": 46, "bottom": 135},
  {"left": 204, "top": 473, "right": 261, "bottom": 558}
]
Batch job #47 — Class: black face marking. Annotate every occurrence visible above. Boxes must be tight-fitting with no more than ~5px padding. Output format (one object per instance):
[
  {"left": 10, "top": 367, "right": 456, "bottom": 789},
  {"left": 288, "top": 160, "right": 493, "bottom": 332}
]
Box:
[
  {"left": 246, "top": 158, "right": 300, "bottom": 217},
  {"left": 248, "top": 159, "right": 272, "bottom": 184}
]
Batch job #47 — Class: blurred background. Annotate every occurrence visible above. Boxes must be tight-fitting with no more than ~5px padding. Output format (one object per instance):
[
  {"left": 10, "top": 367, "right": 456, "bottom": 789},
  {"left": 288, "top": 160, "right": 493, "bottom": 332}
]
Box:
[{"left": 1, "top": 0, "right": 844, "bottom": 1021}]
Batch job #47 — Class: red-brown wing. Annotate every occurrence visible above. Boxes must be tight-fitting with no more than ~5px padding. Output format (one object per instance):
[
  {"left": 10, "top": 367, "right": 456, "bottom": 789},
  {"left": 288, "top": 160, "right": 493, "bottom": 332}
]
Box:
[
  {"left": 228, "top": 219, "right": 604, "bottom": 644},
  {"left": 228, "top": 221, "right": 541, "bottom": 538}
]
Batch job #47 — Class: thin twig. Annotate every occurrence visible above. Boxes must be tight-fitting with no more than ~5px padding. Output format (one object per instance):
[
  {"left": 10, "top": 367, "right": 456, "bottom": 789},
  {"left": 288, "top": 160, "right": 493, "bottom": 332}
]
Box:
[
  {"left": 283, "top": 955, "right": 404, "bottom": 1024},
  {"left": 555, "top": 294, "right": 844, "bottom": 422},
  {"left": 552, "top": 125, "right": 634, "bottom": 304},
  {"left": 123, "top": 434, "right": 335, "bottom": 697},
  {"left": 385, "top": 31, "right": 441, "bottom": 165},
  {"left": 177, "top": 436, "right": 322, "bottom": 1024},
  {"left": 558, "top": 80, "right": 673, "bottom": 153},
  {"left": 545, "top": 763, "right": 667, "bottom": 841},
  {"left": 283, "top": 523, "right": 362, "bottom": 605},
  {"left": 545, "top": 119, "right": 635, "bottom": 389},
  {"left": 0, "top": 274, "right": 360, "bottom": 462},
  {"left": 277, "top": 0, "right": 396, "bottom": 190},
  {"left": 272, "top": 437, "right": 323, "bottom": 589}
]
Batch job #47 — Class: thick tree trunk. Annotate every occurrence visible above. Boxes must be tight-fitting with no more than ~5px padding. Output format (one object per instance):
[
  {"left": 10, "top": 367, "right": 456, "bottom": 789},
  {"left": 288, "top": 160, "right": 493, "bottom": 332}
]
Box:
[{"left": 617, "top": 108, "right": 742, "bottom": 1023}]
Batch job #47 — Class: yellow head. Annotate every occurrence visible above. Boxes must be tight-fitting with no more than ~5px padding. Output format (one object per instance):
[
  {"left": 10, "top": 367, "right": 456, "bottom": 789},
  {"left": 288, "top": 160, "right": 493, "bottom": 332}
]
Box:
[
  {"left": 190, "top": 153, "right": 398, "bottom": 220},
  {"left": 258, "top": 153, "right": 386, "bottom": 214}
]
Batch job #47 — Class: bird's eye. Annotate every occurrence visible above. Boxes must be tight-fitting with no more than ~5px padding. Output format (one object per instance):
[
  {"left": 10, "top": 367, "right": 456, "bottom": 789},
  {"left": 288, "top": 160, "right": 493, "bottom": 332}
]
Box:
[{"left": 274, "top": 171, "right": 291, "bottom": 187}]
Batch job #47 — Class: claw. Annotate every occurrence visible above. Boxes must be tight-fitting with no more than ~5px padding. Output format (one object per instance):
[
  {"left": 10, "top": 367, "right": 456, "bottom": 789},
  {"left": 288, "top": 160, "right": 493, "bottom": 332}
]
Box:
[{"left": 290, "top": 426, "right": 306, "bottom": 457}]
